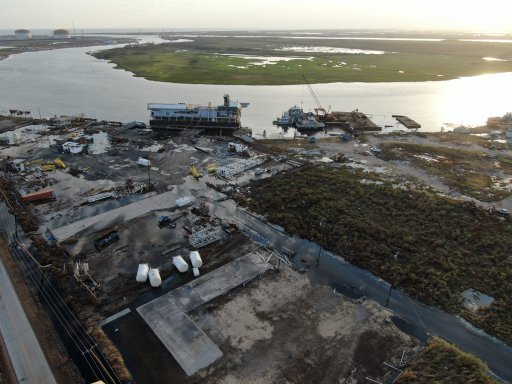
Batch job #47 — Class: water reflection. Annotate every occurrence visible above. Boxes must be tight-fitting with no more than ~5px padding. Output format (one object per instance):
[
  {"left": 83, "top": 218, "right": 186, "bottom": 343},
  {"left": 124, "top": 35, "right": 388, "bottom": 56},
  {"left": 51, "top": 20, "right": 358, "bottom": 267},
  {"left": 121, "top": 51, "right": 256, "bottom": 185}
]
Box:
[{"left": 438, "top": 73, "right": 512, "bottom": 130}]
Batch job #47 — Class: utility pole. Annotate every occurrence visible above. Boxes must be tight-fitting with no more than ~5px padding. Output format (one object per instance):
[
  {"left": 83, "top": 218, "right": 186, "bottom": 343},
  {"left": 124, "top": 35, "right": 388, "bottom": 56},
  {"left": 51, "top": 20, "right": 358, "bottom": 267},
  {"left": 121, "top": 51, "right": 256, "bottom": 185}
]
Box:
[
  {"left": 146, "top": 155, "right": 151, "bottom": 190},
  {"left": 38, "top": 264, "right": 52, "bottom": 297},
  {"left": 316, "top": 219, "right": 324, "bottom": 266},
  {"left": 385, "top": 285, "right": 393, "bottom": 307},
  {"left": 13, "top": 212, "right": 18, "bottom": 239},
  {"left": 1, "top": 187, "right": 18, "bottom": 239}
]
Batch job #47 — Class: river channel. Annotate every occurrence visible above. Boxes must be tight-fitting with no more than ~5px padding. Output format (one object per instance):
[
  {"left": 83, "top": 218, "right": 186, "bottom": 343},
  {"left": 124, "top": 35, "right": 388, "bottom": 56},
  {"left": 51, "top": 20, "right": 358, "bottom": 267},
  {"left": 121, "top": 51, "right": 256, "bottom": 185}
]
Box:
[{"left": 1, "top": 34, "right": 512, "bottom": 137}]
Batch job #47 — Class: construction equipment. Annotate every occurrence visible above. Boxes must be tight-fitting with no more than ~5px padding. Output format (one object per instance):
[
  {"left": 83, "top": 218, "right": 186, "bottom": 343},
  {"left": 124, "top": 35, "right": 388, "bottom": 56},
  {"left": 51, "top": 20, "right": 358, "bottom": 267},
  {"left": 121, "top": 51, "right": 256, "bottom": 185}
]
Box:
[
  {"left": 158, "top": 215, "right": 177, "bottom": 228},
  {"left": 54, "top": 157, "right": 66, "bottom": 168},
  {"left": 189, "top": 164, "right": 201, "bottom": 179},
  {"left": 207, "top": 163, "right": 217, "bottom": 174},
  {"left": 41, "top": 164, "right": 56, "bottom": 172},
  {"left": 303, "top": 75, "right": 330, "bottom": 116}
]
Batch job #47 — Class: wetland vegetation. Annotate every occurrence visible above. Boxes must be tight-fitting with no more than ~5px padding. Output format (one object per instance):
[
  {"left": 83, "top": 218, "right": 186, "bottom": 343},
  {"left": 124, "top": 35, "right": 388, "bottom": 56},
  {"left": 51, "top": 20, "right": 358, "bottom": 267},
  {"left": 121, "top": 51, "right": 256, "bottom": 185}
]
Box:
[
  {"left": 93, "top": 33, "right": 512, "bottom": 84},
  {"left": 241, "top": 165, "right": 512, "bottom": 345},
  {"left": 396, "top": 338, "right": 496, "bottom": 384}
]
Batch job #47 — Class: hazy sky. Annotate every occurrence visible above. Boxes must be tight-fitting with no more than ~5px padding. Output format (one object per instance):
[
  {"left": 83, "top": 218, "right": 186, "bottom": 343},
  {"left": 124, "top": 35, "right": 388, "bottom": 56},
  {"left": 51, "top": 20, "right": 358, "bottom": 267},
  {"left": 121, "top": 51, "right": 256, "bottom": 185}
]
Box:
[{"left": 2, "top": 0, "right": 511, "bottom": 32}]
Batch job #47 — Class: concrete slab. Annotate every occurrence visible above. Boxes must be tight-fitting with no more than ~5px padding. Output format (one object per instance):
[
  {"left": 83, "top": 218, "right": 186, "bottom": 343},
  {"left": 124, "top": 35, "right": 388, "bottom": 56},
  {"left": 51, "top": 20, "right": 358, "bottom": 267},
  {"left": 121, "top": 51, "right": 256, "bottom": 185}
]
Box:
[
  {"left": 171, "top": 252, "right": 271, "bottom": 312},
  {"left": 137, "top": 298, "right": 222, "bottom": 376},
  {"left": 136, "top": 252, "right": 271, "bottom": 376},
  {"left": 51, "top": 190, "right": 183, "bottom": 241}
]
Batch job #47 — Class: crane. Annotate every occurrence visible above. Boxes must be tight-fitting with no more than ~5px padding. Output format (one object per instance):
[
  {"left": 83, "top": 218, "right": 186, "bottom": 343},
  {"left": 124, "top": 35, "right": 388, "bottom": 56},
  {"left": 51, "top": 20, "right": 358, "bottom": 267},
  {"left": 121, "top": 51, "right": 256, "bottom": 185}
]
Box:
[{"left": 303, "top": 75, "right": 330, "bottom": 117}]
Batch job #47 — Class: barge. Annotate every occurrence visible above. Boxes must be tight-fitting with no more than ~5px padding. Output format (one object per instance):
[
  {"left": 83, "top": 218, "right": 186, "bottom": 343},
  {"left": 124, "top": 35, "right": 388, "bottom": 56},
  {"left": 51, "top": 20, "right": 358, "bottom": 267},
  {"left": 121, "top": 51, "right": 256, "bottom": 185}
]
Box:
[
  {"left": 148, "top": 94, "right": 245, "bottom": 135},
  {"left": 393, "top": 115, "right": 421, "bottom": 129}
]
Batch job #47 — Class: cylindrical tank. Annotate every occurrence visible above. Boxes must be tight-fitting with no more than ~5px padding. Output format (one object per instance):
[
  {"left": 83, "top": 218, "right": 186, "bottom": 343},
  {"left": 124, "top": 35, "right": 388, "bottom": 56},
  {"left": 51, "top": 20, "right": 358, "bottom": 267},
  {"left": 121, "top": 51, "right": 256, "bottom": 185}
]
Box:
[
  {"left": 136, "top": 263, "right": 149, "bottom": 283},
  {"left": 173, "top": 255, "right": 189, "bottom": 273},
  {"left": 175, "top": 197, "right": 192, "bottom": 207},
  {"left": 189, "top": 251, "right": 203, "bottom": 268},
  {"left": 148, "top": 268, "right": 162, "bottom": 287}
]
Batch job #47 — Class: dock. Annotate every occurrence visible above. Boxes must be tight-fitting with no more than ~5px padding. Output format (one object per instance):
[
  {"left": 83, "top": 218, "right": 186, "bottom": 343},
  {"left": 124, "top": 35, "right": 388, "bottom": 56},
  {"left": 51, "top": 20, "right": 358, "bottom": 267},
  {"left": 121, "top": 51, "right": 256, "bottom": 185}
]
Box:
[
  {"left": 136, "top": 252, "right": 271, "bottom": 376},
  {"left": 393, "top": 115, "right": 421, "bottom": 129}
]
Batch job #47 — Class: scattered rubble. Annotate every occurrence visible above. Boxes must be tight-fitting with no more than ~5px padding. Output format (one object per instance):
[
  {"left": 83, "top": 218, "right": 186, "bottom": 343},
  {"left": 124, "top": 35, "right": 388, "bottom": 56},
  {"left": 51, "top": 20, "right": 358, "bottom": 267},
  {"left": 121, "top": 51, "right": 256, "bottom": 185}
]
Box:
[{"left": 3, "top": 111, "right": 510, "bottom": 383}]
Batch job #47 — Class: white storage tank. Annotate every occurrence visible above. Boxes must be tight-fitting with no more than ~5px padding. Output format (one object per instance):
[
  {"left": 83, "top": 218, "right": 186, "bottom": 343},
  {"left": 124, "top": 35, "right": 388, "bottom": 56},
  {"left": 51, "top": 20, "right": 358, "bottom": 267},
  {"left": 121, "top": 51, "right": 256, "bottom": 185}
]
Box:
[
  {"left": 173, "top": 255, "right": 189, "bottom": 273},
  {"left": 15, "top": 29, "right": 32, "bottom": 39},
  {"left": 148, "top": 268, "right": 162, "bottom": 287},
  {"left": 189, "top": 251, "right": 203, "bottom": 268},
  {"left": 175, "top": 197, "right": 192, "bottom": 207},
  {"left": 136, "top": 263, "right": 149, "bottom": 283}
]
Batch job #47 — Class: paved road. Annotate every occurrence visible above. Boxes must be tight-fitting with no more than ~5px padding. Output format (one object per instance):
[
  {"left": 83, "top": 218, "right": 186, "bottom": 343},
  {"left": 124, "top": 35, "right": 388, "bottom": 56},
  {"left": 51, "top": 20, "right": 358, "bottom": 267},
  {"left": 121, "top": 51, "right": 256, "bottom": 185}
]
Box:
[{"left": 0, "top": 245, "right": 57, "bottom": 384}]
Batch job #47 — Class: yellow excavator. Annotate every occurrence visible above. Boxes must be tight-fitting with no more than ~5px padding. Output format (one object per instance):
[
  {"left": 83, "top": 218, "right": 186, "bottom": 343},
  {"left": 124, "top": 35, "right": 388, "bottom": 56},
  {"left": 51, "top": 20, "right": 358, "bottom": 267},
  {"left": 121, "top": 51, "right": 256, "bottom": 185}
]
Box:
[
  {"left": 207, "top": 163, "right": 217, "bottom": 174},
  {"left": 189, "top": 164, "right": 201, "bottom": 179},
  {"left": 54, "top": 157, "right": 66, "bottom": 169}
]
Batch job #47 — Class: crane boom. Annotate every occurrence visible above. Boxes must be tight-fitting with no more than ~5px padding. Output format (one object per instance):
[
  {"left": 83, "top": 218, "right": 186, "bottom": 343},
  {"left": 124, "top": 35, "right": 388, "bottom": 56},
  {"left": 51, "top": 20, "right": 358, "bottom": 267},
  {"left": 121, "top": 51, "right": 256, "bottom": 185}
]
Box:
[
  {"left": 303, "top": 75, "right": 322, "bottom": 109},
  {"left": 303, "top": 75, "right": 330, "bottom": 116}
]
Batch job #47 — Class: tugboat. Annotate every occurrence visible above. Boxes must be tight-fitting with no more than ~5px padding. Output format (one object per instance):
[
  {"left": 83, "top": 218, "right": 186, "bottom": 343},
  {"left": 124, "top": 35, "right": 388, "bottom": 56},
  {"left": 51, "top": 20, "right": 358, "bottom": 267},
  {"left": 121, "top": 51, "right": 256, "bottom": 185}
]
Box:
[{"left": 273, "top": 105, "right": 304, "bottom": 127}]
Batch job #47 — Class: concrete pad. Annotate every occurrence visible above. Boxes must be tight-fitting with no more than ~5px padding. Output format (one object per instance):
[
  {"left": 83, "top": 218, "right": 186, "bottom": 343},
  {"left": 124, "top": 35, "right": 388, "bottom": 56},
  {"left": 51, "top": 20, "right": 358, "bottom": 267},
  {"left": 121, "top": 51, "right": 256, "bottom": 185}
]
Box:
[
  {"left": 136, "top": 252, "right": 271, "bottom": 376},
  {"left": 137, "top": 298, "right": 222, "bottom": 376},
  {"left": 51, "top": 190, "right": 181, "bottom": 241},
  {"left": 171, "top": 252, "right": 271, "bottom": 312}
]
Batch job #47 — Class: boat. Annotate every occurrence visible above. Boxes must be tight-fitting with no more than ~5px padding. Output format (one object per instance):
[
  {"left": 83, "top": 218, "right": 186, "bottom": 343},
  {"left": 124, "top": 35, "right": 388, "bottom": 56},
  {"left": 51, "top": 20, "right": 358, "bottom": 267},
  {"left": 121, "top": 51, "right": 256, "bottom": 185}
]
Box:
[
  {"left": 273, "top": 105, "right": 304, "bottom": 127},
  {"left": 273, "top": 113, "right": 294, "bottom": 127},
  {"left": 295, "top": 114, "right": 325, "bottom": 130},
  {"left": 147, "top": 94, "right": 244, "bottom": 135}
]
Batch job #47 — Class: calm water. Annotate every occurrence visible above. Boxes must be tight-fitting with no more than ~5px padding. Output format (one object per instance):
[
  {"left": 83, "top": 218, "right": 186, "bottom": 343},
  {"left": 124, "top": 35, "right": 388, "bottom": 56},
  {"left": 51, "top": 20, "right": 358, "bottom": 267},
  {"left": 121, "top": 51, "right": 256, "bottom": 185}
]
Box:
[{"left": 1, "top": 35, "right": 512, "bottom": 137}]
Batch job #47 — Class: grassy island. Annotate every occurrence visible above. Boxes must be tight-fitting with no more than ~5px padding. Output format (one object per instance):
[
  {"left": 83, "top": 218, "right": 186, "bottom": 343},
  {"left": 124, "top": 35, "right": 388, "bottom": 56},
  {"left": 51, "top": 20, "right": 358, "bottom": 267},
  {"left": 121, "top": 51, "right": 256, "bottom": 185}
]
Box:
[{"left": 93, "top": 33, "right": 512, "bottom": 84}]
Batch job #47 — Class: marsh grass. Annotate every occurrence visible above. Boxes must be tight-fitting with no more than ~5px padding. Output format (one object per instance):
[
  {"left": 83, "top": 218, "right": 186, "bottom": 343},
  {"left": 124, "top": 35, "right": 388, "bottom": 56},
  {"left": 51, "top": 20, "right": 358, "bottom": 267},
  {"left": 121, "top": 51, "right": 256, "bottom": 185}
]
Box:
[{"left": 93, "top": 37, "right": 512, "bottom": 84}]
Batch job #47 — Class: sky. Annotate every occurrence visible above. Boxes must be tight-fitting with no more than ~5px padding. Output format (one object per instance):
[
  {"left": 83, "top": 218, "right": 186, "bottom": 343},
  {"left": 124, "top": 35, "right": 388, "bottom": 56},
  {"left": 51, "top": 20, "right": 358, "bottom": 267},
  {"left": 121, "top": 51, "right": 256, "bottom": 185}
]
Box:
[{"left": 2, "top": 0, "right": 512, "bottom": 32}]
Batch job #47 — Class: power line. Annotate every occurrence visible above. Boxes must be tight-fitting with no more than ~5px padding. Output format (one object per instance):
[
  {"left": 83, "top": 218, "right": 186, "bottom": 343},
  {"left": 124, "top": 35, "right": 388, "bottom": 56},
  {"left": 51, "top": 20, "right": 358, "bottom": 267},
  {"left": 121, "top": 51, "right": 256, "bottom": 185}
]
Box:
[
  {"left": 12, "top": 236, "right": 122, "bottom": 383},
  {"left": 0, "top": 198, "right": 121, "bottom": 383},
  {"left": 3, "top": 227, "right": 109, "bottom": 383}
]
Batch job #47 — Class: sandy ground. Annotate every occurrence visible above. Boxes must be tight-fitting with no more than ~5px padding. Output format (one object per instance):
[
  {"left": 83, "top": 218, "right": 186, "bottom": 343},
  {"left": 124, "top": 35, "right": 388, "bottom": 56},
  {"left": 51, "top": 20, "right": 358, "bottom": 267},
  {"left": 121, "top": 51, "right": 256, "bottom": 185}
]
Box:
[{"left": 189, "top": 266, "right": 419, "bottom": 384}]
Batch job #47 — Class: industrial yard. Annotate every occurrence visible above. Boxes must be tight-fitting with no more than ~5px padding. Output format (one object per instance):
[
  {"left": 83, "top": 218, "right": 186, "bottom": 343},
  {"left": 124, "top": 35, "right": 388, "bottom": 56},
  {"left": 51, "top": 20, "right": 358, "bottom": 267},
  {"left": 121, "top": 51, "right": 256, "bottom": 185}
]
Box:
[{"left": 0, "top": 111, "right": 511, "bottom": 383}]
